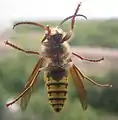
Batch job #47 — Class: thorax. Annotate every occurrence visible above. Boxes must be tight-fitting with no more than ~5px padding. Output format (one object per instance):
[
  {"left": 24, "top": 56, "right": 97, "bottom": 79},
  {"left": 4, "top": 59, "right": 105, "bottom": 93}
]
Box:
[{"left": 41, "top": 41, "right": 71, "bottom": 66}]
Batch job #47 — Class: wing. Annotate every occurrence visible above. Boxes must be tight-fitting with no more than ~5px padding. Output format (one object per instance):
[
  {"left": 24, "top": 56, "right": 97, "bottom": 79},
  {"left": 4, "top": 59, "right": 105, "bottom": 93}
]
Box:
[
  {"left": 69, "top": 64, "right": 87, "bottom": 110},
  {"left": 20, "top": 57, "right": 45, "bottom": 111}
]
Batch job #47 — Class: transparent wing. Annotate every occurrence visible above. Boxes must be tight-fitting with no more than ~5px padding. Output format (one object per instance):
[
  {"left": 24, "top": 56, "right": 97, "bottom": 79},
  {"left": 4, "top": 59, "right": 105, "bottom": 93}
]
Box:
[
  {"left": 20, "top": 57, "right": 45, "bottom": 111},
  {"left": 20, "top": 87, "right": 32, "bottom": 111},
  {"left": 69, "top": 64, "right": 87, "bottom": 110}
]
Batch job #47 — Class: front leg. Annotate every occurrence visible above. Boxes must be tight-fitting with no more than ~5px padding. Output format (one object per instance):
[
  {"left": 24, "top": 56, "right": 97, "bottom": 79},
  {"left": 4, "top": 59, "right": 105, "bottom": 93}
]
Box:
[
  {"left": 60, "top": 31, "right": 72, "bottom": 43},
  {"left": 5, "top": 40, "right": 39, "bottom": 55}
]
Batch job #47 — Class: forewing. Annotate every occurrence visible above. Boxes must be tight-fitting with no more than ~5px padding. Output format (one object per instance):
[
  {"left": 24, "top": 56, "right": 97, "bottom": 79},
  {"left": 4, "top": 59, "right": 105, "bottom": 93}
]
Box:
[
  {"left": 69, "top": 64, "right": 87, "bottom": 110},
  {"left": 20, "top": 88, "right": 32, "bottom": 111},
  {"left": 20, "top": 57, "right": 44, "bottom": 111}
]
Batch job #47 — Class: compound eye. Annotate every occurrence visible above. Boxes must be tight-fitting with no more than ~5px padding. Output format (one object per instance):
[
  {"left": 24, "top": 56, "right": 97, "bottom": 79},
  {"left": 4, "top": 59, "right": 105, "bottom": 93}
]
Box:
[{"left": 53, "top": 34, "right": 62, "bottom": 41}]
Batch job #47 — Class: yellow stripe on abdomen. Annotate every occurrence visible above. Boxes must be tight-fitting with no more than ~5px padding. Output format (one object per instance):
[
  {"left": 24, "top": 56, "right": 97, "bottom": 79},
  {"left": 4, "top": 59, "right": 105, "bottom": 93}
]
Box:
[{"left": 45, "top": 76, "right": 68, "bottom": 112}]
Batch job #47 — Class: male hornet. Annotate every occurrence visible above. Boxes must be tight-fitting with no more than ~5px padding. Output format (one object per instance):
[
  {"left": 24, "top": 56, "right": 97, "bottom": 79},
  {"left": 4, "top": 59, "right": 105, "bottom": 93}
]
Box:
[{"left": 5, "top": 2, "right": 112, "bottom": 112}]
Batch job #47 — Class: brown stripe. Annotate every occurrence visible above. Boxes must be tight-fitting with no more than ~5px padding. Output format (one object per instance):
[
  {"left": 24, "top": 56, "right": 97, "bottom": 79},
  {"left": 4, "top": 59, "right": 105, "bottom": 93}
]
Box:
[
  {"left": 51, "top": 103, "right": 64, "bottom": 107},
  {"left": 49, "top": 97, "right": 66, "bottom": 100},
  {"left": 47, "top": 82, "right": 68, "bottom": 86},
  {"left": 48, "top": 90, "right": 67, "bottom": 94}
]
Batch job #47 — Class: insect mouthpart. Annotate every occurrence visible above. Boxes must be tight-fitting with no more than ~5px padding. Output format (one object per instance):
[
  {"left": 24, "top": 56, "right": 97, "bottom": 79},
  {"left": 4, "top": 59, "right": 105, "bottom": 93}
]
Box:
[
  {"left": 45, "top": 27, "right": 64, "bottom": 44},
  {"left": 51, "top": 33, "right": 63, "bottom": 43}
]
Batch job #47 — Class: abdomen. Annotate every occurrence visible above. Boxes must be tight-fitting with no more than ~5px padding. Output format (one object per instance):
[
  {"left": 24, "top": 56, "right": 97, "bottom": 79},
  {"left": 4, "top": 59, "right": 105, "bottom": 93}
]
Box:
[{"left": 44, "top": 68, "right": 68, "bottom": 112}]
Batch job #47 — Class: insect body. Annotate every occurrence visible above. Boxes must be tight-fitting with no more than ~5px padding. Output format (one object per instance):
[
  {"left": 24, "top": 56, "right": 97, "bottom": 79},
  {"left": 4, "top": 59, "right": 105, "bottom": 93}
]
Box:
[
  {"left": 5, "top": 2, "right": 112, "bottom": 112},
  {"left": 40, "top": 28, "right": 71, "bottom": 112}
]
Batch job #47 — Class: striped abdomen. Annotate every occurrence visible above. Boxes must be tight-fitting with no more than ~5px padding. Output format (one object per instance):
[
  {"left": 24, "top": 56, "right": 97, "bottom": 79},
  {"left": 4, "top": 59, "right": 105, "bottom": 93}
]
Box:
[{"left": 44, "top": 68, "right": 68, "bottom": 112}]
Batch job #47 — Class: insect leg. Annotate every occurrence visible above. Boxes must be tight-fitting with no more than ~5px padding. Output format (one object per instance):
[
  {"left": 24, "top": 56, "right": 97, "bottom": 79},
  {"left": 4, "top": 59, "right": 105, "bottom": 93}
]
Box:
[
  {"left": 6, "top": 81, "right": 36, "bottom": 107},
  {"left": 71, "top": 2, "right": 81, "bottom": 30},
  {"left": 60, "top": 2, "right": 82, "bottom": 42},
  {"left": 5, "top": 40, "right": 39, "bottom": 55},
  {"left": 6, "top": 57, "right": 46, "bottom": 108},
  {"left": 73, "top": 65, "right": 112, "bottom": 88},
  {"left": 41, "top": 35, "right": 48, "bottom": 43},
  {"left": 60, "top": 31, "right": 72, "bottom": 43},
  {"left": 6, "top": 67, "right": 45, "bottom": 107},
  {"left": 20, "top": 57, "right": 46, "bottom": 111},
  {"left": 72, "top": 52, "right": 104, "bottom": 62}
]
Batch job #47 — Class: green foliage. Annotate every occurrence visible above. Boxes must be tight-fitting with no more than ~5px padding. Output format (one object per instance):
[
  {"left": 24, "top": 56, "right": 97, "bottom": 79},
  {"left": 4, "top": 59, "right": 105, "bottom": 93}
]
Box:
[{"left": 88, "top": 70, "right": 118, "bottom": 113}]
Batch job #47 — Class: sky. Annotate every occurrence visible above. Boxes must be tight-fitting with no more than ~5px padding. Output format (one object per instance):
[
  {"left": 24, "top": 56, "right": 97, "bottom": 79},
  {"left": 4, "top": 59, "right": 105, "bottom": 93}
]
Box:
[{"left": 0, "top": 0, "right": 118, "bottom": 30}]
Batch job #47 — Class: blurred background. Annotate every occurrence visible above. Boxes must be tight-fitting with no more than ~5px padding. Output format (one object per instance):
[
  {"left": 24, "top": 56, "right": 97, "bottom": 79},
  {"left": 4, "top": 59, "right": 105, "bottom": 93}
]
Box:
[{"left": 0, "top": 0, "right": 118, "bottom": 120}]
